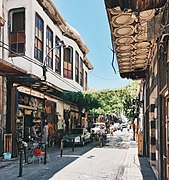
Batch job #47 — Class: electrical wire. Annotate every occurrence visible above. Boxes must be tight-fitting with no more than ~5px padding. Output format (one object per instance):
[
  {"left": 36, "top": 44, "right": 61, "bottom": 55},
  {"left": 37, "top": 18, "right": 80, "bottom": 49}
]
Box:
[{"left": 109, "top": 44, "right": 117, "bottom": 74}]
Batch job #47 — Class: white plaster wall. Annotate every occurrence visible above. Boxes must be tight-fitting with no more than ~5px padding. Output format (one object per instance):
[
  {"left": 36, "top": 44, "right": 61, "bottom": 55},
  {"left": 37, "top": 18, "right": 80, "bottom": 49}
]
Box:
[
  {"left": 0, "top": 0, "right": 7, "bottom": 61},
  {"left": 0, "top": 0, "right": 2, "bottom": 18},
  {"left": 57, "top": 100, "right": 64, "bottom": 117},
  {"left": 5, "top": 0, "right": 89, "bottom": 92}
]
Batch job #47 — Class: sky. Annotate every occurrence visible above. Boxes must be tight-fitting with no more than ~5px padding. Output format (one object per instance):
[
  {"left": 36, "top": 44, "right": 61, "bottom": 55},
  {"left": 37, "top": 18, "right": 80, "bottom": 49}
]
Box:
[{"left": 54, "top": 0, "right": 130, "bottom": 90}]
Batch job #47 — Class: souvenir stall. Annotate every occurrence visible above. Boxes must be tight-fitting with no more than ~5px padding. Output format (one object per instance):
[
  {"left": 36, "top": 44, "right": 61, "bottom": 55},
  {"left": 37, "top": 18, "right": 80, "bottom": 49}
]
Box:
[{"left": 16, "top": 92, "right": 44, "bottom": 142}]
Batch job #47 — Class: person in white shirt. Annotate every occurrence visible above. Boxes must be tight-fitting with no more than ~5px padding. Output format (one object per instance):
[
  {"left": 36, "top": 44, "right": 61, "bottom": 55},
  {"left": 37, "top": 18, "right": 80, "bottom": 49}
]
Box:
[{"left": 43, "top": 121, "right": 49, "bottom": 145}]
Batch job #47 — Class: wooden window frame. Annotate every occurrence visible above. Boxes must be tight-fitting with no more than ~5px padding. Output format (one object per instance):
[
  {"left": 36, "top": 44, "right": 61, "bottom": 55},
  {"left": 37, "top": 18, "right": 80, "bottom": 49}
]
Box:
[
  {"left": 85, "top": 71, "right": 88, "bottom": 90},
  {"left": 34, "top": 13, "right": 43, "bottom": 62},
  {"left": 55, "top": 36, "right": 61, "bottom": 74},
  {"left": 75, "top": 51, "right": 79, "bottom": 83},
  {"left": 9, "top": 8, "right": 25, "bottom": 56},
  {"left": 46, "top": 26, "right": 53, "bottom": 69},
  {"left": 80, "top": 57, "right": 83, "bottom": 87},
  {"left": 63, "top": 46, "right": 73, "bottom": 79}
]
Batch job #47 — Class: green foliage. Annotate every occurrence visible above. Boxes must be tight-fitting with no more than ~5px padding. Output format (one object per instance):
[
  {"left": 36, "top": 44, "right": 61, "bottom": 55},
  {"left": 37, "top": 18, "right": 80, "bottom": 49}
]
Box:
[
  {"left": 89, "top": 80, "right": 141, "bottom": 118},
  {"left": 62, "top": 91, "right": 100, "bottom": 111},
  {"left": 62, "top": 80, "right": 141, "bottom": 120}
]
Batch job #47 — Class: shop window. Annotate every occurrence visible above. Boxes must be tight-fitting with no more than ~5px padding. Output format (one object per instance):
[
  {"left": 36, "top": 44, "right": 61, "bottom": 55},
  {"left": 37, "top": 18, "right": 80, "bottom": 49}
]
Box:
[
  {"left": 63, "top": 46, "right": 73, "bottom": 79},
  {"left": 80, "top": 57, "right": 83, "bottom": 86},
  {"left": 55, "top": 36, "right": 61, "bottom": 74},
  {"left": 9, "top": 8, "right": 25, "bottom": 55},
  {"left": 46, "top": 26, "right": 53, "bottom": 69},
  {"left": 75, "top": 51, "right": 79, "bottom": 83},
  {"left": 34, "top": 13, "right": 43, "bottom": 62}
]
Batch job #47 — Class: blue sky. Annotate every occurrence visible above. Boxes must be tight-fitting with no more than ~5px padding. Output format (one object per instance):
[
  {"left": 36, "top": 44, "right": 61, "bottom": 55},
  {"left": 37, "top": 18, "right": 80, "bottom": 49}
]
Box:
[{"left": 54, "top": 0, "right": 130, "bottom": 90}]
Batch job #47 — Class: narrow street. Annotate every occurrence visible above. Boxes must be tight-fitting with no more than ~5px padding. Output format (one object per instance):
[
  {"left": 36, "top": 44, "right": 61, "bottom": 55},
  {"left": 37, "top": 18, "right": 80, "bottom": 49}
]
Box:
[
  {"left": 0, "top": 129, "right": 156, "bottom": 180},
  {"left": 50, "top": 129, "right": 156, "bottom": 180}
]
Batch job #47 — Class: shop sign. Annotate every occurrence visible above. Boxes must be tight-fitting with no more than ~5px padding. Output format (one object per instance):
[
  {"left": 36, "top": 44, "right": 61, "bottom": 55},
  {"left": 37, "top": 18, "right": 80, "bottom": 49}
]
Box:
[{"left": 17, "top": 86, "right": 44, "bottom": 99}]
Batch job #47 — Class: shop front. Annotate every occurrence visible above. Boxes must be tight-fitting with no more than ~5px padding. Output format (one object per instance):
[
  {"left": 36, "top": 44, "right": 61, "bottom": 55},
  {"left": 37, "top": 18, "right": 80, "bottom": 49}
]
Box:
[{"left": 13, "top": 87, "right": 45, "bottom": 156}]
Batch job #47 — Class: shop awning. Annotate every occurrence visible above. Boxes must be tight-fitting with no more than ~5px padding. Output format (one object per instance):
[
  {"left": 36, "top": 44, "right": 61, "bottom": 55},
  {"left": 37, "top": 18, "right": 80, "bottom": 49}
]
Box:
[{"left": 105, "top": 0, "right": 167, "bottom": 79}]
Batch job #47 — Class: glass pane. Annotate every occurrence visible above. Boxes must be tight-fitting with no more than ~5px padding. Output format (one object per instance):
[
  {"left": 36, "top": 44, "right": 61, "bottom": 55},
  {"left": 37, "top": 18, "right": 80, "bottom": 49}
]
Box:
[
  {"left": 39, "top": 51, "right": 43, "bottom": 61},
  {"left": 39, "top": 30, "right": 42, "bottom": 40},
  {"left": 35, "top": 27, "right": 38, "bottom": 37},
  {"left": 49, "top": 41, "right": 52, "bottom": 48},
  {"left": 38, "top": 50, "right": 41, "bottom": 60},
  {"left": 12, "top": 11, "right": 25, "bottom": 32},
  {"left": 35, "top": 15, "right": 39, "bottom": 27},
  {"left": 18, "top": 43, "right": 24, "bottom": 53},
  {"left": 64, "top": 69, "right": 67, "bottom": 77},
  {"left": 39, "top": 19, "right": 43, "bottom": 30},
  {"left": 38, "top": 40, "right": 42, "bottom": 50},
  {"left": 35, "top": 38, "right": 38, "bottom": 48},
  {"left": 34, "top": 48, "right": 38, "bottom": 58},
  {"left": 64, "top": 62, "right": 67, "bottom": 69},
  {"left": 68, "top": 71, "right": 72, "bottom": 79}
]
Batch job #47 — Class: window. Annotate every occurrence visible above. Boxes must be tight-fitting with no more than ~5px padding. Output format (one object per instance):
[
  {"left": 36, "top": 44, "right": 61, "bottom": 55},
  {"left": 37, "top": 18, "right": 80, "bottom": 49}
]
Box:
[
  {"left": 85, "top": 71, "right": 88, "bottom": 90},
  {"left": 9, "top": 8, "right": 25, "bottom": 55},
  {"left": 55, "top": 36, "right": 61, "bottom": 74},
  {"left": 75, "top": 51, "right": 79, "bottom": 83},
  {"left": 63, "top": 46, "right": 73, "bottom": 79},
  {"left": 34, "top": 13, "right": 43, "bottom": 62},
  {"left": 46, "top": 27, "right": 53, "bottom": 69},
  {"left": 80, "top": 58, "right": 83, "bottom": 86}
]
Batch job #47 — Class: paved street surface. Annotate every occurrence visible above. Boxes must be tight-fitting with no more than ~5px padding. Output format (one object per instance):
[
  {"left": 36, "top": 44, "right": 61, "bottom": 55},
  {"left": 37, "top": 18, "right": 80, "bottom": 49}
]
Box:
[{"left": 0, "top": 129, "right": 156, "bottom": 180}]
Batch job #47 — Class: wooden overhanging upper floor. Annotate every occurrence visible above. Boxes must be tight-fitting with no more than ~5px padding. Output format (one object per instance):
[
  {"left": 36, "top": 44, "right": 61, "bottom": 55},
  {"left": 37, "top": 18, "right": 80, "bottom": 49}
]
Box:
[
  {"left": 105, "top": 0, "right": 167, "bottom": 79},
  {"left": 36, "top": 0, "right": 88, "bottom": 55}
]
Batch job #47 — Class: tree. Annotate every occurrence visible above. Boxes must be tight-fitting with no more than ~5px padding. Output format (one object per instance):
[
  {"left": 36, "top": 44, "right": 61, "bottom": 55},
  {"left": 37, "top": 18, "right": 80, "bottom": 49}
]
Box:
[{"left": 62, "top": 91, "right": 101, "bottom": 126}]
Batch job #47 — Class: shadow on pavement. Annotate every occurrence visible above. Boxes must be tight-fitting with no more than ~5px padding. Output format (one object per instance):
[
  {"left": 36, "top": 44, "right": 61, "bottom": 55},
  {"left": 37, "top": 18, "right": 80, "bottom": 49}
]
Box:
[{"left": 138, "top": 157, "right": 157, "bottom": 180}]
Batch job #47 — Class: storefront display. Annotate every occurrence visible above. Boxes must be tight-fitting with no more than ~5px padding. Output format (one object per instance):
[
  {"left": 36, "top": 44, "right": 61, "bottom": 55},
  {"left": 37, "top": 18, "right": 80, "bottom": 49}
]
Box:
[{"left": 16, "top": 92, "right": 44, "bottom": 142}]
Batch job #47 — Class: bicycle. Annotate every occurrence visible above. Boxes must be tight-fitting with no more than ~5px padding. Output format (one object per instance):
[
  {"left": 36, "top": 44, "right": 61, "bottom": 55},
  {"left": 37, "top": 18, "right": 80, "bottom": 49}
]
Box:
[{"left": 27, "top": 138, "right": 46, "bottom": 164}]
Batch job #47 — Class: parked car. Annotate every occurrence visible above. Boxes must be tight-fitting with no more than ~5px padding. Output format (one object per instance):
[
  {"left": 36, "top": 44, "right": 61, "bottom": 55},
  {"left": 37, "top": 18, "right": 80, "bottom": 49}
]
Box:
[
  {"left": 62, "top": 128, "right": 91, "bottom": 146},
  {"left": 90, "top": 122, "right": 105, "bottom": 135}
]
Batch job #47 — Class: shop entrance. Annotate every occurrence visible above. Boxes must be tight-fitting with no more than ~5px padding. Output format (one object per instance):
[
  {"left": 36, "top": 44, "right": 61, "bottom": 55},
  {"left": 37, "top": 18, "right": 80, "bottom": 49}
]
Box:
[{"left": 16, "top": 92, "right": 44, "bottom": 144}]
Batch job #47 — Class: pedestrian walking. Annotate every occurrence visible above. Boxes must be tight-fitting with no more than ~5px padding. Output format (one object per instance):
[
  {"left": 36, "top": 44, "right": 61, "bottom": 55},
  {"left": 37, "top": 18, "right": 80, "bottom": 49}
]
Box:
[
  {"left": 30, "top": 122, "right": 38, "bottom": 140},
  {"left": 42, "top": 121, "right": 49, "bottom": 145}
]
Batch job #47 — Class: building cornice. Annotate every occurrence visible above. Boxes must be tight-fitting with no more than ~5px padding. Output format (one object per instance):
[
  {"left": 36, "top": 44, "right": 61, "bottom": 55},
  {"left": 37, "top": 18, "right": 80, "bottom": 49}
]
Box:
[{"left": 37, "top": 0, "right": 89, "bottom": 55}]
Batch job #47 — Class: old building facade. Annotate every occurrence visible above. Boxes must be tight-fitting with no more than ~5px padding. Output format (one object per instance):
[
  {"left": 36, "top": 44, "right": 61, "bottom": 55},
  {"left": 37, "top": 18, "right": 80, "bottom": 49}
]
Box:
[
  {"left": 0, "top": 0, "right": 92, "bottom": 156},
  {"left": 105, "top": 0, "right": 169, "bottom": 179}
]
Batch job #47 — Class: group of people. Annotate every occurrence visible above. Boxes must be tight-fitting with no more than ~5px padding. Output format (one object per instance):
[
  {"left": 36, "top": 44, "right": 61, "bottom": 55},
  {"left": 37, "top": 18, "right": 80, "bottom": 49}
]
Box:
[{"left": 30, "top": 121, "right": 49, "bottom": 145}]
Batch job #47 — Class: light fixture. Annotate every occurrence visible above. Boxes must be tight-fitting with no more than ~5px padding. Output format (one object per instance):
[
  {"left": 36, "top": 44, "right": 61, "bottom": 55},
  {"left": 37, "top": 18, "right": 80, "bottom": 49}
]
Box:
[{"left": 42, "top": 40, "right": 65, "bottom": 81}]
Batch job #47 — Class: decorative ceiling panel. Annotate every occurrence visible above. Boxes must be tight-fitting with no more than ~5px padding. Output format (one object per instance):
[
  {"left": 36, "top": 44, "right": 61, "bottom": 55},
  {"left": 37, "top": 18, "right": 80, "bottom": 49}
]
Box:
[
  {"left": 105, "top": 0, "right": 166, "bottom": 12},
  {"left": 105, "top": 0, "right": 166, "bottom": 79}
]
